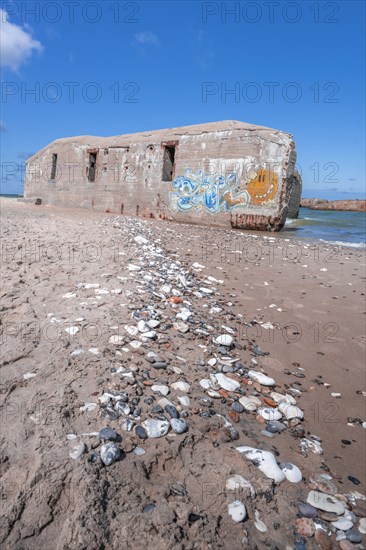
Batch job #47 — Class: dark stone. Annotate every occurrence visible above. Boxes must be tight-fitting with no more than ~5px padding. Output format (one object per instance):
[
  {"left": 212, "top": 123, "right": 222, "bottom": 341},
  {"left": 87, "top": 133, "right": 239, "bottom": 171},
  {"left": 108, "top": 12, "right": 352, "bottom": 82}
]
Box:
[
  {"left": 346, "top": 529, "right": 362, "bottom": 543},
  {"left": 231, "top": 401, "right": 244, "bottom": 413},
  {"left": 188, "top": 513, "right": 203, "bottom": 524},
  {"left": 296, "top": 501, "right": 318, "bottom": 518},
  {"left": 142, "top": 503, "right": 156, "bottom": 513},
  {"left": 342, "top": 439, "right": 352, "bottom": 445},
  {"left": 153, "top": 362, "right": 167, "bottom": 369},
  {"left": 135, "top": 426, "right": 148, "bottom": 440},
  {"left": 99, "top": 427, "right": 118, "bottom": 441},
  {"left": 165, "top": 404, "right": 179, "bottom": 419},
  {"left": 151, "top": 405, "right": 164, "bottom": 414},
  {"left": 348, "top": 475, "right": 360, "bottom": 485}
]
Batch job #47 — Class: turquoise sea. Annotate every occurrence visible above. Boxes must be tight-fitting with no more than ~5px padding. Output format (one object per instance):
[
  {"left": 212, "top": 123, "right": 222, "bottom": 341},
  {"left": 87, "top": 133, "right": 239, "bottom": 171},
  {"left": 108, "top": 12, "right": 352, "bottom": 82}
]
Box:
[{"left": 285, "top": 207, "right": 366, "bottom": 249}]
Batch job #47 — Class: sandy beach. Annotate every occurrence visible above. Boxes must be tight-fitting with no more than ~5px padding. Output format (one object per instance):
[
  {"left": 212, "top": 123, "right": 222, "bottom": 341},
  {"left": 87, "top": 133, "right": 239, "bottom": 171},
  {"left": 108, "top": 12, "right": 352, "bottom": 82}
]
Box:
[{"left": 0, "top": 197, "right": 365, "bottom": 550}]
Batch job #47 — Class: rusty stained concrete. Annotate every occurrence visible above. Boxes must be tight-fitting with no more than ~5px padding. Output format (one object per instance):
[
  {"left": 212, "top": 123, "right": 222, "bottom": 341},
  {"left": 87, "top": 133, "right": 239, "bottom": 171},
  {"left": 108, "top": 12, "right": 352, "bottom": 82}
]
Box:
[{"left": 24, "top": 120, "right": 302, "bottom": 231}]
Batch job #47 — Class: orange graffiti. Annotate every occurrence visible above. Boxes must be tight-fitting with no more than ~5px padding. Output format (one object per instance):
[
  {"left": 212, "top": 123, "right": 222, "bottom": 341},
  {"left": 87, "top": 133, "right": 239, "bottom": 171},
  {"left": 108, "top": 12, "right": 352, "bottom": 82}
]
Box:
[{"left": 246, "top": 169, "right": 278, "bottom": 205}]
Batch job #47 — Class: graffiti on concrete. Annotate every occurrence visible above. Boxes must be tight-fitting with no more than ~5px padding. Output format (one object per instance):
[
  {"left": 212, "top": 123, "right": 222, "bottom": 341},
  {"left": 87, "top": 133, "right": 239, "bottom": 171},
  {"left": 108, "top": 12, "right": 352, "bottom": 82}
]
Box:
[{"left": 169, "top": 168, "right": 278, "bottom": 213}]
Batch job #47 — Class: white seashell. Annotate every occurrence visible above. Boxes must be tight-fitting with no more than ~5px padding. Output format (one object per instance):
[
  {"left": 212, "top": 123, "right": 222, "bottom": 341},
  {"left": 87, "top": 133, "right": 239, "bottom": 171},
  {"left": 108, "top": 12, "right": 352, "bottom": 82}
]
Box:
[
  {"left": 257, "top": 407, "right": 282, "bottom": 421},
  {"left": 70, "top": 349, "right": 84, "bottom": 356},
  {"left": 200, "top": 379, "right": 212, "bottom": 390},
  {"left": 129, "top": 340, "right": 142, "bottom": 349},
  {"left": 270, "top": 391, "right": 297, "bottom": 404},
  {"left": 142, "top": 418, "right": 170, "bottom": 438},
  {"left": 177, "top": 395, "right": 190, "bottom": 407},
  {"left": 239, "top": 396, "right": 260, "bottom": 411},
  {"left": 173, "top": 321, "right": 189, "bottom": 333},
  {"left": 23, "top": 372, "right": 36, "bottom": 380},
  {"left": 79, "top": 402, "right": 97, "bottom": 412},
  {"left": 171, "top": 381, "right": 190, "bottom": 393},
  {"left": 124, "top": 325, "right": 138, "bottom": 336},
  {"left": 140, "top": 331, "right": 156, "bottom": 339},
  {"left": 226, "top": 475, "right": 256, "bottom": 498},
  {"left": 137, "top": 320, "right": 150, "bottom": 333},
  {"left": 200, "top": 287, "right": 214, "bottom": 294},
  {"left": 254, "top": 510, "right": 268, "bottom": 532},
  {"left": 215, "top": 373, "right": 240, "bottom": 392},
  {"left": 127, "top": 264, "right": 141, "bottom": 271},
  {"left": 279, "top": 462, "right": 302, "bottom": 483},
  {"left": 109, "top": 335, "right": 124, "bottom": 345},
  {"left": 151, "top": 384, "right": 169, "bottom": 395},
  {"left": 207, "top": 390, "right": 222, "bottom": 398},
  {"left": 62, "top": 292, "right": 76, "bottom": 299},
  {"left": 359, "top": 517, "right": 366, "bottom": 534},
  {"left": 306, "top": 491, "right": 345, "bottom": 515},
  {"left": 236, "top": 446, "right": 286, "bottom": 483},
  {"left": 248, "top": 370, "right": 275, "bottom": 386},
  {"left": 65, "top": 326, "right": 79, "bottom": 335},
  {"left": 214, "top": 334, "right": 233, "bottom": 346},
  {"left": 207, "top": 358, "right": 217, "bottom": 366},
  {"left": 84, "top": 283, "right": 99, "bottom": 289},
  {"left": 278, "top": 402, "right": 304, "bottom": 419},
  {"left": 228, "top": 500, "right": 247, "bottom": 522},
  {"left": 147, "top": 319, "right": 160, "bottom": 328}
]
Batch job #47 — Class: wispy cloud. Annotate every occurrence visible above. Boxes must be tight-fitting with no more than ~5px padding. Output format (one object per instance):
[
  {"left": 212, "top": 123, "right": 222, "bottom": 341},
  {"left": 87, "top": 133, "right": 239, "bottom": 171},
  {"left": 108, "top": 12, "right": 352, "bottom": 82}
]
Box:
[
  {"left": 0, "top": 120, "right": 6, "bottom": 132},
  {"left": 0, "top": 8, "right": 43, "bottom": 72},
  {"left": 134, "top": 32, "right": 159, "bottom": 47}
]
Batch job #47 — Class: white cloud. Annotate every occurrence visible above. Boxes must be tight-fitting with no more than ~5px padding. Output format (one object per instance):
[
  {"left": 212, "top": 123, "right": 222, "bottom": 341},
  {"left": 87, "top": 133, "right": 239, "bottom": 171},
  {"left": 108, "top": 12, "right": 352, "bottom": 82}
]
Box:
[
  {"left": 0, "top": 120, "right": 6, "bottom": 132},
  {"left": 0, "top": 9, "right": 43, "bottom": 71},
  {"left": 134, "top": 32, "right": 159, "bottom": 46}
]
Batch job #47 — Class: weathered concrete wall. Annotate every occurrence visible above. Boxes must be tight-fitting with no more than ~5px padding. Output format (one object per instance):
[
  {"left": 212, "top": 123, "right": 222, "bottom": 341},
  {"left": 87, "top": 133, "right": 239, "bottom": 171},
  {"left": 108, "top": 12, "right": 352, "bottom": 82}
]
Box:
[{"left": 24, "top": 120, "right": 302, "bottom": 231}]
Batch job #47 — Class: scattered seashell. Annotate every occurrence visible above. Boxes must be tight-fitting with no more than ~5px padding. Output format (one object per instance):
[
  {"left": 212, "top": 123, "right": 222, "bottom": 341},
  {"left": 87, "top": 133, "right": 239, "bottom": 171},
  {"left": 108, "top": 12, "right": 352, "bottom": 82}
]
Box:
[
  {"left": 214, "top": 334, "right": 233, "bottom": 346},
  {"left": 228, "top": 500, "right": 247, "bottom": 522},
  {"left": 280, "top": 462, "right": 302, "bottom": 483},
  {"left": 109, "top": 335, "right": 124, "bottom": 345},
  {"left": 23, "top": 372, "right": 36, "bottom": 380},
  {"left": 248, "top": 370, "right": 275, "bottom": 386},
  {"left": 236, "top": 446, "right": 286, "bottom": 483},
  {"left": 215, "top": 373, "right": 240, "bottom": 392},
  {"left": 171, "top": 381, "right": 190, "bottom": 393},
  {"left": 278, "top": 402, "right": 304, "bottom": 420},
  {"left": 254, "top": 510, "right": 267, "bottom": 532},
  {"left": 307, "top": 491, "right": 345, "bottom": 515}
]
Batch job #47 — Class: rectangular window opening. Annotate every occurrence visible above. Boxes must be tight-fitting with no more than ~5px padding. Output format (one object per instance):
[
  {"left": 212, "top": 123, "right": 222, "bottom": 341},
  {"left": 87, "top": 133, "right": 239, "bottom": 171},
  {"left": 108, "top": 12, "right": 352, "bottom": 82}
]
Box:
[
  {"left": 88, "top": 152, "right": 97, "bottom": 182},
  {"left": 162, "top": 144, "right": 176, "bottom": 182},
  {"left": 51, "top": 153, "right": 57, "bottom": 180}
]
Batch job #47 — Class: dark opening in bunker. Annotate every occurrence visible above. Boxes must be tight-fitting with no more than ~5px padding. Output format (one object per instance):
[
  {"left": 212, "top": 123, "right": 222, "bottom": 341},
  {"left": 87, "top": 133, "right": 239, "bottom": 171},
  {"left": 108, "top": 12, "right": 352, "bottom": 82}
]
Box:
[
  {"left": 88, "top": 152, "right": 97, "bottom": 182},
  {"left": 162, "top": 144, "right": 176, "bottom": 182},
  {"left": 50, "top": 153, "right": 57, "bottom": 180}
]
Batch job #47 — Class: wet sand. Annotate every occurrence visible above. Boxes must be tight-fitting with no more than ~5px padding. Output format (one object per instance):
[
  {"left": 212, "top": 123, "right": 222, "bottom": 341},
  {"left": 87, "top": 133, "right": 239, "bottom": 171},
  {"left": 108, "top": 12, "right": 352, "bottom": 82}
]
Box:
[{"left": 0, "top": 198, "right": 365, "bottom": 549}]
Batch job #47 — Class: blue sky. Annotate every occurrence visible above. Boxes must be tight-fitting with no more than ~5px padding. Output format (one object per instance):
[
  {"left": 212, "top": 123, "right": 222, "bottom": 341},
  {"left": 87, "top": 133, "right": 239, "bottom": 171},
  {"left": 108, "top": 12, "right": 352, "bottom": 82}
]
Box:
[{"left": 1, "top": 0, "right": 365, "bottom": 198}]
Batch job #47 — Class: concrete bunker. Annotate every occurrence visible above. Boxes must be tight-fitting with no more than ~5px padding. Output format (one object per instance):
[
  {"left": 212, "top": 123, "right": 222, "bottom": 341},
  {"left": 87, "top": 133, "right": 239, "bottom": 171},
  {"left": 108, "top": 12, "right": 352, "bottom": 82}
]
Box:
[{"left": 24, "top": 120, "right": 302, "bottom": 231}]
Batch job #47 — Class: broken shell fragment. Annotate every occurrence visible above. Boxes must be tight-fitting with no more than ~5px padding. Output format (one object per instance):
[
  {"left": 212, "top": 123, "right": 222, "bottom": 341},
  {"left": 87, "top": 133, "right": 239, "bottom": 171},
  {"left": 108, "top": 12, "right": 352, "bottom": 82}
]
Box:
[
  {"left": 236, "top": 446, "right": 286, "bottom": 483},
  {"left": 248, "top": 370, "right": 275, "bottom": 386}
]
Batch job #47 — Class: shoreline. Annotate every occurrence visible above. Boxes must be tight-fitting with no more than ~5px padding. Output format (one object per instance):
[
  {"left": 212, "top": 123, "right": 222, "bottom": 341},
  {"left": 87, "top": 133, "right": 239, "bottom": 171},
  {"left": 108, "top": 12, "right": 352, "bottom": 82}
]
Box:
[{"left": 1, "top": 196, "right": 364, "bottom": 251}]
